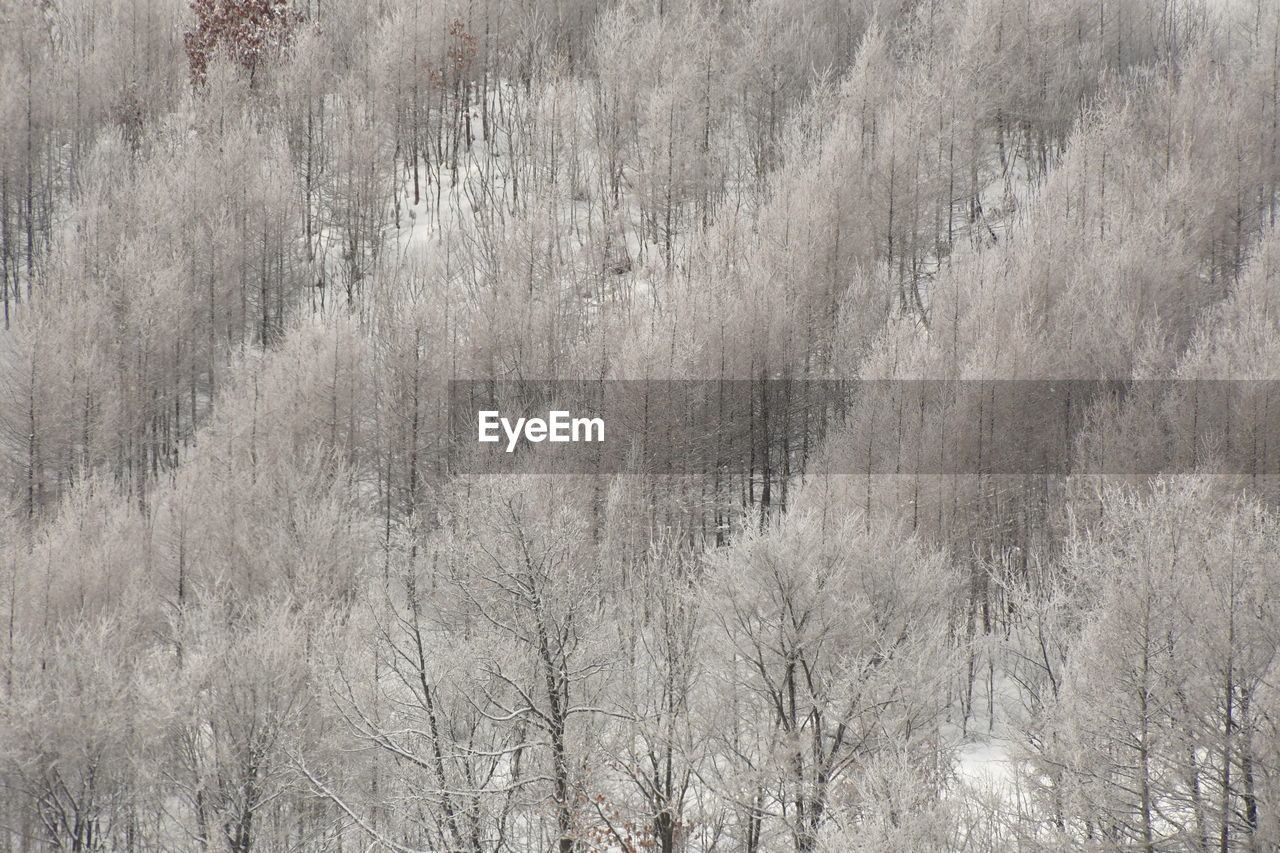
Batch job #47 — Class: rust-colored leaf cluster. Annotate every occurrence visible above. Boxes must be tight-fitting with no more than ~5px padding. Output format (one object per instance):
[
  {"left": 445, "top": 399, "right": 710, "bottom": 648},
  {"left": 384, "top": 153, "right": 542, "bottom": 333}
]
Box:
[{"left": 184, "top": 0, "right": 305, "bottom": 85}]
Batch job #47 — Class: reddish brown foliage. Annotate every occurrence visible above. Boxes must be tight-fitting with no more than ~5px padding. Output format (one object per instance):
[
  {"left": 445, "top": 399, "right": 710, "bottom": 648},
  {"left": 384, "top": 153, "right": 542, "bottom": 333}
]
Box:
[
  {"left": 184, "top": 0, "right": 305, "bottom": 85},
  {"left": 425, "top": 18, "right": 477, "bottom": 89}
]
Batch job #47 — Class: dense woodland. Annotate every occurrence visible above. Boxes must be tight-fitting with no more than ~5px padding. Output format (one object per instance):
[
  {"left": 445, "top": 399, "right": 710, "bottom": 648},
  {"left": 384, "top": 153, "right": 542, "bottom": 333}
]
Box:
[{"left": 2, "top": 0, "right": 1280, "bottom": 850}]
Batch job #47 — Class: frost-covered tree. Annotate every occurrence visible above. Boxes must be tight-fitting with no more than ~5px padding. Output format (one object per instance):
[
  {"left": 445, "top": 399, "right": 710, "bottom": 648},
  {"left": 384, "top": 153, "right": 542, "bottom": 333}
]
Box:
[{"left": 701, "top": 509, "right": 961, "bottom": 851}]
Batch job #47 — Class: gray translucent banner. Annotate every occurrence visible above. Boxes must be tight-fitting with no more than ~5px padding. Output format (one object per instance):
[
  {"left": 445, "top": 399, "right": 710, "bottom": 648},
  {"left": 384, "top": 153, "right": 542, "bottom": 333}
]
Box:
[{"left": 446, "top": 380, "right": 1280, "bottom": 475}]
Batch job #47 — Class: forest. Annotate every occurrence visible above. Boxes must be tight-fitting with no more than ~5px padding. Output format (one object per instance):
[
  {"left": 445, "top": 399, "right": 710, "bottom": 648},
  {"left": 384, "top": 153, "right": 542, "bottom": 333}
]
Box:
[{"left": 2, "top": 0, "right": 1280, "bottom": 850}]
